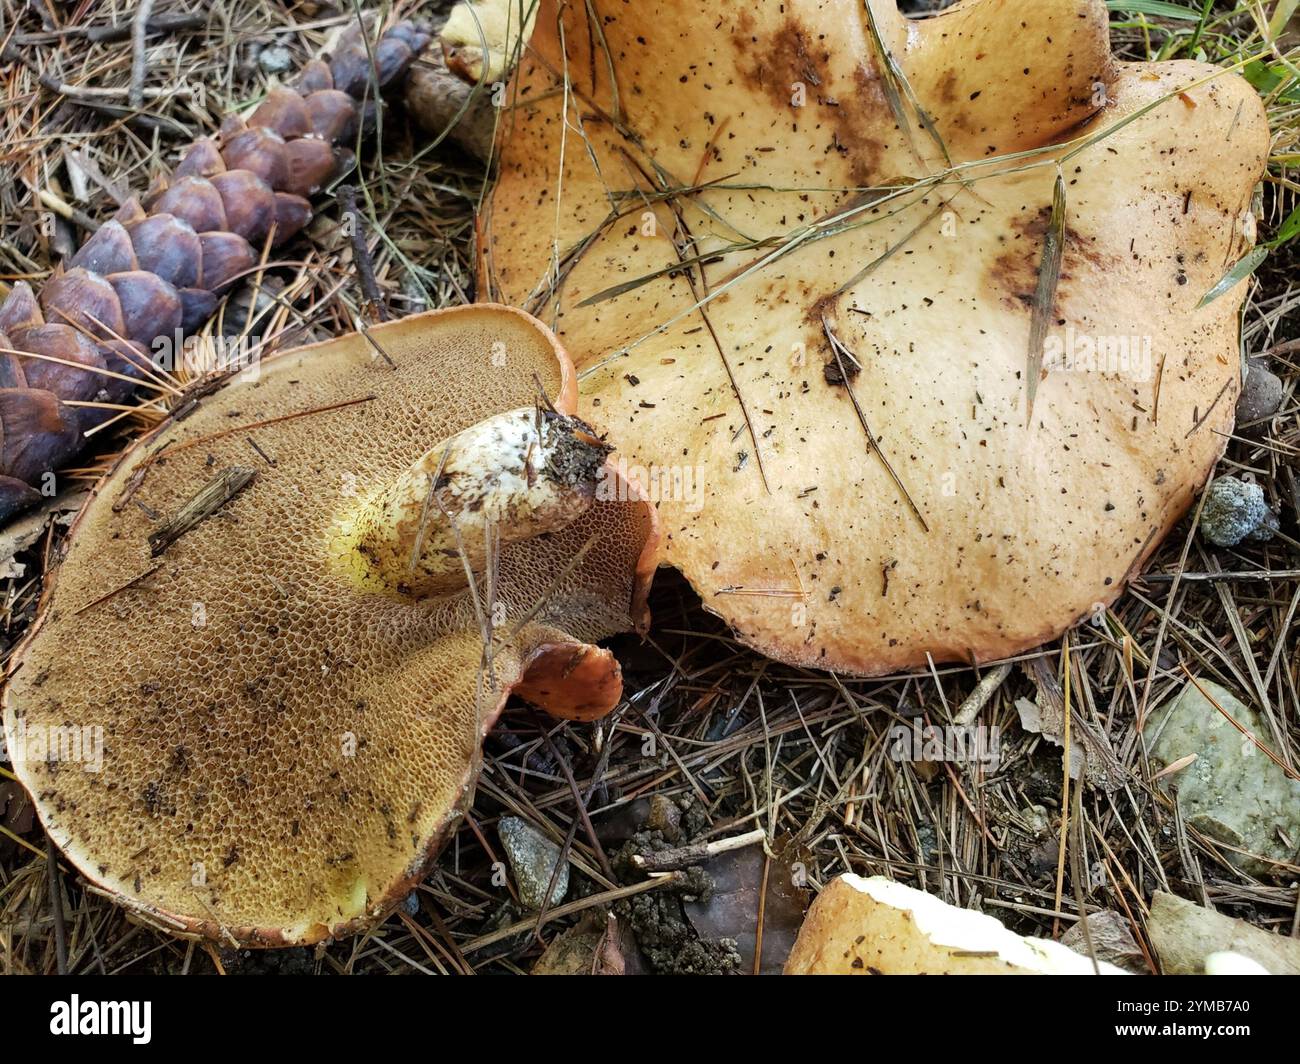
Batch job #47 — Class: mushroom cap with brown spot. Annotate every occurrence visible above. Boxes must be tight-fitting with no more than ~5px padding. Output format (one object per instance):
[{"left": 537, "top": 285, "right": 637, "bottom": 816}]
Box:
[
  {"left": 478, "top": 0, "right": 1270, "bottom": 674},
  {"left": 2, "top": 305, "right": 656, "bottom": 945}
]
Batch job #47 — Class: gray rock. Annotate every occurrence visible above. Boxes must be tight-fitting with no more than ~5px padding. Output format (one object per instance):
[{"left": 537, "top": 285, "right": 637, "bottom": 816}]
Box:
[
  {"left": 1149, "top": 892, "right": 1300, "bottom": 975},
  {"left": 1147, "top": 679, "right": 1300, "bottom": 874},
  {"left": 1199, "top": 476, "right": 1276, "bottom": 546},
  {"left": 257, "top": 44, "right": 294, "bottom": 75},
  {"left": 1060, "top": 910, "right": 1146, "bottom": 973},
  {"left": 498, "top": 816, "right": 569, "bottom": 910},
  {"left": 1235, "top": 359, "right": 1283, "bottom": 424}
]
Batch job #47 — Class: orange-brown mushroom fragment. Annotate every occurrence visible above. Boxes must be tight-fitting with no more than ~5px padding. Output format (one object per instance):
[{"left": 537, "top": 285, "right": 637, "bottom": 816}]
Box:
[
  {"left": 476, "top": 0, "right": 1270, "bottom": 674},
  {"left": 2, "top": 306, "right": 655, "bottom": 945},
  {"left": 785, "top": 875, "right": 1126, "bottom": 974}
]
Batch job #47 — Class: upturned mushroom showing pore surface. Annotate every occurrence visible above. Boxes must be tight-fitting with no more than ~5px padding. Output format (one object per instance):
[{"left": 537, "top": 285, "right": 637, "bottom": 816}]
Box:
[
  {"left": 2, "top": 306, "right": 656, "bottom": 945},
  {"left": 478, "top": 0, "right": 1270, "bottom": 674}
]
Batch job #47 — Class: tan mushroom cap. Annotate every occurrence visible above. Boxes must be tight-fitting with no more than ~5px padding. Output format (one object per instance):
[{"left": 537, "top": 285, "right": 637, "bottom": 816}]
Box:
[
  {"left": 2, "top": 305, "right": 656, "bottom": 945},
  {"left": 479, "top": 0, "right": 1270, "bottom": 674},
  {"left": 785, "top": 874, "right": 1126, "bottom": 974}
]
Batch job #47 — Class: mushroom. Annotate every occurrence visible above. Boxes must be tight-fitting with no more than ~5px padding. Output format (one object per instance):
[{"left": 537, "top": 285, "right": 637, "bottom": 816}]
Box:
[
  {"left": 1, "top": 305, "right": 656, "bottom": 945},
  {"left": 475, "top": 0, "right": 1270, "bottom": 674},
  {"left": 441, "top": 0, "right": 536, "bottom": 84},
  {"left": 784, "top": 874, "right": 1126, "bottom": 974}
]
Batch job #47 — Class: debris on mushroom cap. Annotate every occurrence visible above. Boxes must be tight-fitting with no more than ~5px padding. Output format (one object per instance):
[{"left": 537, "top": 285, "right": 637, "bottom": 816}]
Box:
[
  {"left": 441, "top": 0, "right": 537, "bottom": 84},
  {"left": 1, "top": 305, "right": 657, "bottom": 946},
  {"left": 784, "top": 874, "right": 1126, "bottom": 975},
  {"left": 477, "top": 0, "right": 1271, "bottom": 675}
]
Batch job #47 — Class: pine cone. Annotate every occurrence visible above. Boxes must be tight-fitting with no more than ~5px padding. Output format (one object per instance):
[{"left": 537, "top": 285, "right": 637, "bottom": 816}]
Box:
[{"left": 0, "top": 20, "right": 430, "bottom": 521}]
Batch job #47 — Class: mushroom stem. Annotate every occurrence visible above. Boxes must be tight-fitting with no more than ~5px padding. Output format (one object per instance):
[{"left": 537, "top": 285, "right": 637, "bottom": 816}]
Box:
[{"left": 333, "top": 405, "right": 611, "bottom": 596}]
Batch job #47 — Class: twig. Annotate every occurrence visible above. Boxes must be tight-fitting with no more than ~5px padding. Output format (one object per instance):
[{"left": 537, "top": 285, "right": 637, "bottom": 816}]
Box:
[
  {"left": 538, "top": 722, "right": 616, "bottom": 882},
  {"left": 129, "top": 0, "right": 159, "bottom": 111},
  {"left": 952, "top": 661, "right": 1013, "bottom": 726},
  {"left": 147, "top": 466, "right": 257, "bottom": 556},
  {"left": 630, "top": 827, "right": 767, "bottom": 873},
  {"left": 753, "top": 850, "right": 771, "bottom": 976},
  {"left": 531, "top": 710, "right": 625, "bottom": 943},
  {"left": 463, "top": 874, "right": 681, "bottom": 953},
  {"left": 0, "top": 42, "right": 189, "bottom": 137},
  {"left": 821, "top": 315, "right": 929, "bottom": 532},
  {"left": 1142, "top": 568, "right": 1300, "bottom": 582},
  {"left": 15, "top": 12, "right": 207, "bottom": 45},
  {"left": 73, "top": 563, "right": 162, "bottom": 616},
  {"left": 46, "top": 835, "right": 68, "bottom": 975},
  {"left": 337, "top": 185, "right": 389, "bottom": 322},
  {"left": 36, "top": 189, "right": 101, "bottom": 235},
  {"left": 1052, "top": 637, "right": 1073, "bottom": 937},
  {"left": 113, "top": 394, "right": 376, "bottom": 509}
]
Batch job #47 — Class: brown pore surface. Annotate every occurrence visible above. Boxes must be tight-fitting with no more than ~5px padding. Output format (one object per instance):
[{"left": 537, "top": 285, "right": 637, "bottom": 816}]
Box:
[
  {"left": 478, "top": 0, "right": 1270, "bottom": 674},
  {"left": 2, "top": 305, "right": 655, "bottom": 945}
]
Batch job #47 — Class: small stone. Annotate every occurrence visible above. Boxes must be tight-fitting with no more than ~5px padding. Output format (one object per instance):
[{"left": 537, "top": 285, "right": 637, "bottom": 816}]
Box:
[
  {"left": 1235, "top": 359, "right": 1283, "bottom": 425},
  {"left": 1199, "top": 476, "right": 1276, "bottom": 547},
  {"left": 498, "top": 816, "right": 569, "bottom": 911},
  {"left": 257, "top": 44, "right": 294, "bottom": 75},
  {"left": 1061, "top": 911, "right": 1146, "bottom": 973},
  {"left": 1147, "top": 679, "right": 1300, "bottom": 874},
  {"left": 1020, "top": 804, "right": 1051, "bottom": 837},
  {"left": 402, "top": 892, "right": 420, "bottom": 916},
  {"left": 646, "top": 794, "right": 682, "bottom": 842}
]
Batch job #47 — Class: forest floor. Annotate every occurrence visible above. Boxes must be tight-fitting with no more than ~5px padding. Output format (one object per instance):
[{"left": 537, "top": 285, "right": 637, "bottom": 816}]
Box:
[{"left": 0, "top": 0, "right": 1297, "bottom": 974}]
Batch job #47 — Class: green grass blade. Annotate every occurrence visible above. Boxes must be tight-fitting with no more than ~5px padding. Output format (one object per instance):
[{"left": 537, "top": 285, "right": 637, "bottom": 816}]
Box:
[
  {"left": 1026, "top": 173, "right": 1067, "bottom": 424},
  {"left": 1106, "top": 0, "right": 1201, "bottom": 18},
  {"left": 1197, "top": 246, "right": 1268, "bottom": 309},
  {"left": 1273, "top": 205, "right": 1300, "bottom": 248}
]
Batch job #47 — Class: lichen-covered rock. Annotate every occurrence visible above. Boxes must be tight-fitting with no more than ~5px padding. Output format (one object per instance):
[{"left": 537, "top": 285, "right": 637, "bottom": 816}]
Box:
[
  {"left": 1147, "top": 679, "right": 1300, "bottom": 874},
  {"left": 256, "top": 43, "right": 295, "bottom": 75},
  {"left": 499, "top": 816, "right": 570, "bottom": 910},
  {"left": 1199, "top": 476, "right": 1277, "bottom": 547}
]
